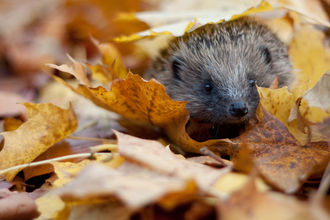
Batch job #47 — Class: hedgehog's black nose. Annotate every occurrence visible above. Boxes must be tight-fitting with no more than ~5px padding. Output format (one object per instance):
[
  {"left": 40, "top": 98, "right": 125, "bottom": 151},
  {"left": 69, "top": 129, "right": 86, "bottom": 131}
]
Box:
[{"left": 230, "top": 101, "right": 248, "bottom": 117}]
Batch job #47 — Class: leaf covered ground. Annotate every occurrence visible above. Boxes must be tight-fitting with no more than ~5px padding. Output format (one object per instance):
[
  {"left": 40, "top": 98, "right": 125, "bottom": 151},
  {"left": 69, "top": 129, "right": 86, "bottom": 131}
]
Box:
[{"left": 1, "top": 0, "right": 330, "bottom": 219}]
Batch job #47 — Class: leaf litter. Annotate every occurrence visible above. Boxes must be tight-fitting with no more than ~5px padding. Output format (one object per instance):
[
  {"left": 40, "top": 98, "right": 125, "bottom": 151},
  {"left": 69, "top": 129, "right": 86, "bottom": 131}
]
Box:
[{"left": 0, "top": 0, "right": 330, "bottom": 219}]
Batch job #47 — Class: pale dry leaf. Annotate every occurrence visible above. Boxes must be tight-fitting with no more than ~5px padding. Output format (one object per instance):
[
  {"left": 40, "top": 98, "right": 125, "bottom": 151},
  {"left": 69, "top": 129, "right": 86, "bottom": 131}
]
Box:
[
  {"left": 46, "top": 54, "right": 92, "bottom": 87},
  {"left": 114, "top": 1, "right": 272, "bottom": 41},
  {"left": 217, "top": 177, "right": 315, "bottom": 220},
  {"left": 115, "top": 131, "right": 232, "bottom": 190},
  {"left": 53, "top": 162, "right": 193, "bottom": 208},
  {"left": 302, "top": 71, "right": 330, "bottom": 112}
]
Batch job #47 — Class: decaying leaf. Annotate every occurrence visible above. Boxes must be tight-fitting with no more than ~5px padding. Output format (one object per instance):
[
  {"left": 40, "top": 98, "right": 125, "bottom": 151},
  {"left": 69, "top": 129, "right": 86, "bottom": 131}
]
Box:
[
  {"left": 218, "top": 106, "right": 330, "bottom": 193},
  {"left": 0, "top": 103, "right": 78, "bottom": 180}
]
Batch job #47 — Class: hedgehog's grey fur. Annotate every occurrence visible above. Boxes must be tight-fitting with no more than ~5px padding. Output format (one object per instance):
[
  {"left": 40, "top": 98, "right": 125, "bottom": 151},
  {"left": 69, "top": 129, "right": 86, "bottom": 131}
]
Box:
[{"left": 145, "top": 17, "right": 293, "bottom": 128}]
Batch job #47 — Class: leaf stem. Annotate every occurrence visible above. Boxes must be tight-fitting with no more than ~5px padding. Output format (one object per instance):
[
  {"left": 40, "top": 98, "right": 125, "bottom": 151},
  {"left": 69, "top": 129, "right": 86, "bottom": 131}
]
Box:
[{"left": 0, "top": 152, "right": 112, "bottom": 176}]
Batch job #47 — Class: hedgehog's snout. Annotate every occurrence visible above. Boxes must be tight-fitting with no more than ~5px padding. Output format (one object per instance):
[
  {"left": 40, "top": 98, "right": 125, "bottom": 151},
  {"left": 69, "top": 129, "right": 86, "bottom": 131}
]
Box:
[{"left": 229, "top": 101, "right": 248, "bottom": 117}]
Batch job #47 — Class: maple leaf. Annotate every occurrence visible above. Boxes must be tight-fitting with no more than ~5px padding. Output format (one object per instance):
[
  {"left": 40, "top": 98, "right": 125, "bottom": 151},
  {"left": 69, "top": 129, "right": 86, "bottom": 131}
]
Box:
[{"left": 0, "top": 103, "right": 78, "bottom": 180}]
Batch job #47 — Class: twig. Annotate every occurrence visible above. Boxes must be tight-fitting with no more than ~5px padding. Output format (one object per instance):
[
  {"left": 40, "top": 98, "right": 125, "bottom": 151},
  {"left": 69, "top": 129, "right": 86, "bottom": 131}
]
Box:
[
  {"left": 0, "top": 152, "right": 112, "bottom": 176},
  {"left": 199, "top": 146, "right": 228, "bottom": 166}
]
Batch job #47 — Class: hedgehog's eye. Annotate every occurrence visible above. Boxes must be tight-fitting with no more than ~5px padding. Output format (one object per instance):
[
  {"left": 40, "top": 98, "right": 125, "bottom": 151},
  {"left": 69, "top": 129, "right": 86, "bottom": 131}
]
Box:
[
  {"left": 205, "top": 83, "right": 212, "bottom": 92},
  {"left": 249, "top": 79, "right": 255, "bottom": 87},
  {"left": 259, "top": 46, "right": 271, "bottom": 64}
]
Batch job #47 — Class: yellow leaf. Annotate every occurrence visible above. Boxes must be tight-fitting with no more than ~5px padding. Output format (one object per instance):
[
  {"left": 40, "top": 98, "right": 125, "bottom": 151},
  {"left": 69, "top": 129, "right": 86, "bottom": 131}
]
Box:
[
  {"left": 289, "top": 25, "right": 330, "bottom": 89},
  {"left": 90, "top": 37, "right": 127, "bottom": 79},
  {"left": 0, "top": 103, "right": 78, "bottom": 180},
  {"left": 213, "top": 172, "right": 270, "bottom": 195},
  {"left": 34, "top": 194, "right": 65, "bottom": 220},
  {"left": 231, "top": 1, "right": 273, "bottom": 20}
]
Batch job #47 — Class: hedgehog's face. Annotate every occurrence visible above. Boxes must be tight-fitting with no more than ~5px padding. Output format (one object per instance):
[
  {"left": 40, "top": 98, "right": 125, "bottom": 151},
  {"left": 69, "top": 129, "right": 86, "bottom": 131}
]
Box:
[{"left": 166, "top": 42, "right": 275, "bottom": 126}]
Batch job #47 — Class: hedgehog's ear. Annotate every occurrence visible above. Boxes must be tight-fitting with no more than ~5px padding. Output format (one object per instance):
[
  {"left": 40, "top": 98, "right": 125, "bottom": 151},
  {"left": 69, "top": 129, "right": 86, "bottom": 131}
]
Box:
[
  {"left": 172, "top": 57, "right": 183, "bottom": 80},
  {"left": 259, "top": 46, "right": 271, "bottom": 64}
]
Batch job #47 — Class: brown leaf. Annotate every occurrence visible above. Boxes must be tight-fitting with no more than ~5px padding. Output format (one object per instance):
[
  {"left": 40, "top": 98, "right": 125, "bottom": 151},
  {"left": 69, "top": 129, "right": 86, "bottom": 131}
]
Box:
[
  {"left": 217, "top": 177, "right": 315, "bottom": 220},
  {"left": 218, "top": 106, "right": 330, "bottom": 193},
  {"left": 0, "top": 192, "right": 40, "bottom": 220},
  {"left": 268, "top": 76, "right": 278, "bottom": 89},
  {"left": 115, "top": 131, "right": 231, "bottom": 191},
  {"left": 53, "top": 132, "right": 231, "bottom": 211},
  {"left": 47, "top": 69, "right": 231, "bottom": 153},
  {"left": 53, "top": 162, "right": 196, "bottom": 209},
  {"left": 46, "top": 54, "right": 92, "bottom": 87},
  {"left": 0, "top": 103, "right": 78, "bottom": 180}
]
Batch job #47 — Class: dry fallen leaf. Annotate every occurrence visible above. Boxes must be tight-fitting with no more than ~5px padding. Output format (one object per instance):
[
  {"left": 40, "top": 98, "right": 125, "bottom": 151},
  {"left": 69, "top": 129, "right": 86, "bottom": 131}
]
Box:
[
  {"left": 23, "top": 139, "right": 99, "bottom": 181},
  {"left": 0, "top": 103, "right": 78, "bottom": 180},
  {"left": 113, "top": 1, "right": 273, "bottom": 42},
  {"left": 302, "top": 71, "right": 330, "bottom": 112},
  {"left": 0, "top": 192, "right": 40, "bottom": 220},
  {"left": 258, "top": 84, "right": 311, "bottom": 144},
  {"left": 217, "top": 105, "right": 330, "bottom": 193},
  {"left": 53, "top": 162, "right": 197, "bottom": 209},
  {"left": 46, "top": 54, "right": 92, "bottom": 87},
  {"left": 289, "top": 25, "right": 330, "bottom": 89},
  {"left": 114, "top": 131, "right": 231, "bottom": 191},
  {"left": 217, "top": 177, "right": 315, "bottom": 220}
]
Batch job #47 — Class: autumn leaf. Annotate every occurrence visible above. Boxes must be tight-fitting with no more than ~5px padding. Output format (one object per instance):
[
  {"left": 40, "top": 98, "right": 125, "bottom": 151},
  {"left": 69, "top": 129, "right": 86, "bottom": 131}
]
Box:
[
  {"left": 289, "top": 25, "right": 330, "bottom": 89},
  {"left": 52, "top": 162, "right": 197, "bottom": 209},
  {"left": 112, "top": 1, "right": 273, "bottom": 42},
  {"left": 0, "top": 103, "right": 78, "bottom": 180},
  {"left": 46, "top": 54, "right": 92, "bottom": 87},
  {"left": 287, "top": 71, "right": 330, "bottom": 141},
  {"left": 302, "top": 71, "right": 330, "bottom": 112},
  {"left": 217, "top": 177, "right": 315, "bottom": 220},
  {"left": 114, "top": 131, "right": 231, "bottom": 191},
  {"left": 217, "top": 105, "right": 330, "bottom": 193},
  {"left": 23, "top": 138, "right": 100, "bottom": 181},
  {"left": 0, "top": 192, "right": 40, "bottom": 220}
]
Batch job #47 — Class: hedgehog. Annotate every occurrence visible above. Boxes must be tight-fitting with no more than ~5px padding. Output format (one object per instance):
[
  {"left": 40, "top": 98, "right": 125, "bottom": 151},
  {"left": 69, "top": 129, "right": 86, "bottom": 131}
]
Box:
[{"left": 145, "top": 17, "right": 293, "bottom": 138}]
